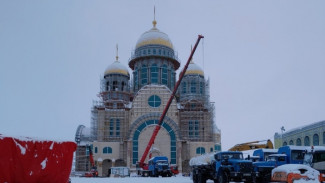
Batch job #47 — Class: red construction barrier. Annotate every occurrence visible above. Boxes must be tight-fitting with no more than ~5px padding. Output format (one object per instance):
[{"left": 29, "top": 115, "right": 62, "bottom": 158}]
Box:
[{"left": 0, "top": 134, "right": 76, "bottom": 183}]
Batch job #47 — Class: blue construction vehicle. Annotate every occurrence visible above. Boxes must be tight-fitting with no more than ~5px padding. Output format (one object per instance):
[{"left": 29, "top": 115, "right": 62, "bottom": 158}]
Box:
[
  {"left": 277, "top": 146, "right": 306, "bottom": 164},
  {"left": 148, "top": 156, "right": 172, "bottom": 177},
  {"left": 253, "top": 154, "right": 287, "bottom": 182},
  {"left": 252, "top": 149, "right": 278, "bottom": 161},
  {"left": 252, "top": 146, "right": 307, "bottom": 182},
  {"left": 190, "top": 151, "right": 253, "bottom": 183}
]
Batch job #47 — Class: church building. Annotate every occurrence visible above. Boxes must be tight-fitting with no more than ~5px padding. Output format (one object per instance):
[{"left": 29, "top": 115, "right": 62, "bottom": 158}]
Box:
[{"left": 75, "top": 17, "right": 221, "bottom": 176}]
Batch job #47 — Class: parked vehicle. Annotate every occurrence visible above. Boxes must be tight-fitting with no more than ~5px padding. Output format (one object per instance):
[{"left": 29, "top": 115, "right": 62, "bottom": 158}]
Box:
[
  {"left": 251, "top": 146, "right": 307, "bottom": 182},
  {"left": 271, "top": 164, "right": 320, "bottom": 183},
  {"left": 277, "top": 146, "right": 306, "bottom": 164},
  {"left": 190, "top": 151, "right": 253, "bottom": 183},
  {"left": 110, "top": 167, "right": 130, "bottom": 177},
  {"left": 252, "top": 148, "right": 278, "bottom": 161},
  {"left": 148, "top": 156, "right": 172, "bottom": 177},
  {"left": 253, "top": 154, "right": 287, "bottom": 182}
]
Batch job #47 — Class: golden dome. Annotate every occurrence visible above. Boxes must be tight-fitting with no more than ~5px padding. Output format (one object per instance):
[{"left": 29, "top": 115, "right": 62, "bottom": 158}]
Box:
[
  {"left": 104, "top": 60, "right": 129, "bottom": 76},
  {"left": 184, "top": 61, "right": 204, "bottom": 76},
  {"left": 135, "top": 21, "right": 173, "bottom": 49}
]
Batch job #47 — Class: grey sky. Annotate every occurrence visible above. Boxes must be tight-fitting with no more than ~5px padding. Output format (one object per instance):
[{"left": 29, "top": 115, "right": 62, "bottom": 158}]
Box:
[{"left": 0, "top": 0, "right": 324, "bottom": 150}]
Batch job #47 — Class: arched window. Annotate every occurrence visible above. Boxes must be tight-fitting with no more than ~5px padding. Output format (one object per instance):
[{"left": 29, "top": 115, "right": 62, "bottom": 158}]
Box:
[
  {"left": 150, "top": 64, "right": 158, "bottom": 84},
  {"left": 210, "top": 148, "right": 213, "bottom": 152},
  {"left": 121, "top": 81, "right": 125, "bottom": 91},
  {"left": 106, "top": 81, "right": 110, "bottom": 91},
  {"left": 194, "top": 120, "right": 199, "bottom": 137},
  {"left": 116, "top": 119, "right": 120, "bottom": 136},
  {"left": 95, "top": 147, "right": 98, "bottom": 153},
  {"left": 296, "top": 138, "right": 301, "bottom": 146},
  {"left": 103, "top": 147, "right": 112, "bottom": 154},
  {"left": 191, "top": 80, "right": 196, "bottom": 93},
  {"left": 171, "top": 70, "right": 175, "bottom": 88},
  {"left": 289, "top": 140, "right": 294, "bottom": 145},
  {"left": 283, "top": 142, "right": 287, "bottom": 146},
  {"left": 200, "top": 82, "right": 204, "bottom": 94},
  {"left": 113, "top": 81, "right": 118, "bottom": 91},
  {"left": 182, "top": 82, "right": 187, "bottom": 94},
  {"left": 141, "top": 65, "right": 148, "bottom": 85},
  {"left": 162, "top": 65, "right": 168, "bottom": 85},
  {"left": 110, "top": 118, "right": 114, "bottom": 136},
  {"left": 313, "top": 134, "right": 319, "bottom": 146},
  {"left": 304, "top": 136, "right": 310, "bottom": 146},
  {"left": 188, "top": 120, "right": 193, "bottom": 137},
  {"left": 196, "top": 147, "right": 205, "bottom": 155}
]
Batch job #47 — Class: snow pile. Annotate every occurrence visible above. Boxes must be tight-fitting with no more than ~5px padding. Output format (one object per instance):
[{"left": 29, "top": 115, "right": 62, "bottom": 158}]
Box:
[{"left": 189, "top": 152, "right": 215, "bottom": 166}]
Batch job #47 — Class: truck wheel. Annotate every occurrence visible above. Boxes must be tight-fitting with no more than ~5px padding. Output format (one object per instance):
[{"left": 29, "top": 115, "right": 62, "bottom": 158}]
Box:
[
  {"left": 198, "top": 172, "right": 206, "bottom": 183},
  {"left": 192, "top": 170, "right": 198, "bottom": 183},
  {"left": 218, "top": 173, "right": 227, "bottom": 183}
]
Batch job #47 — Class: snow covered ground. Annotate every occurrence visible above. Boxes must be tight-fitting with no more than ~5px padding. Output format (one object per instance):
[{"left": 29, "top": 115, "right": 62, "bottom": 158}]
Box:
[
  {"left": 70, "top": 176, "right": 319, "bottom": 183},
  {"left": 70, "top": 176, "right": 214, "bottom": 183}
]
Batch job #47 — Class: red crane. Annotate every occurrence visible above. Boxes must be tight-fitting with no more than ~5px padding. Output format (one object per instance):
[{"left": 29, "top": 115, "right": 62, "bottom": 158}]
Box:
[
  {"left": 139, "top": 35, "right": 204, "bottom": 168},
  {"left": 84, "top": 145, "right": 98, "bottom": 177}
]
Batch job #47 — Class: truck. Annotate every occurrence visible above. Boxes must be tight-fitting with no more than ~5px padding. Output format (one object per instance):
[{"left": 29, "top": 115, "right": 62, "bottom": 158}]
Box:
[
  {"left": 303, "top": 146, "right": 325, "bottom": 182},
  {"left": 148, "top": 156, "right": 172, "bottom": 177},
  {"left": 190, "top": 151, "right": 253, "bottom": 183},
  {"left": 277, "top": 145, "right": 306, "bottom": 164},
  {"left": 252, "top": 145, "right": 307, "bottom": 182},
  {"left": 270, "top": 146, "right": 325, "bottom": 183},
  {"left": 252, "top": 148, "right": 278, "bottom": 161},
  {"left": 253, "top": 154, "right": 287, "bottom": 182}
]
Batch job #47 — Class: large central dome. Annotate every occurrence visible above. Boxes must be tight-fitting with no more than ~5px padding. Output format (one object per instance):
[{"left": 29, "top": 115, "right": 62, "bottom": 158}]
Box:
[
  {"left": 129, "top": 20, "right": 180, "bottom": 70},
  {"left": 135, "top": 22, "right": 174, "bottom": 49}
]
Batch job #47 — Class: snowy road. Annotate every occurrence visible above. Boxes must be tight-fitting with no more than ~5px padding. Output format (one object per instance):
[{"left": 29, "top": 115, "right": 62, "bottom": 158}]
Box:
[{"left": 70, "top": 176, "right": 215, "bottom": 183}]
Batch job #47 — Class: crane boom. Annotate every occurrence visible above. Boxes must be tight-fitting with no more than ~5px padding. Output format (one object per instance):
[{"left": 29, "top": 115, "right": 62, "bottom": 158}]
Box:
[
  {"left": 228, "top": 139, "right": 274, "bottom": 151},
  {"left": 139, "top": 35, "right": 204, "bottom": 167}
]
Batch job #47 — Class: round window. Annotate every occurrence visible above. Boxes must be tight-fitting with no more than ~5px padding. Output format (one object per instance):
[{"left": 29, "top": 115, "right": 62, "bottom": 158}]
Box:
[{"left": 148, "top": 95, "right": 161, "bottom": 108}]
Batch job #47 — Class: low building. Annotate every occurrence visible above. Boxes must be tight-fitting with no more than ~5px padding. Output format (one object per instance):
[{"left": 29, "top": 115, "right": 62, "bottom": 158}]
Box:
[{"left": 274, "top": 120, "right": 325, "bottom": 149}]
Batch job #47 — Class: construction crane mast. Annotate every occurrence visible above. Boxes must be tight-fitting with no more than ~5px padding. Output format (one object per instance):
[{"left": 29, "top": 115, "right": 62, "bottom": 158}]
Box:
[{"left": 139, "top": 35, "right": 204, "bottom": 168}]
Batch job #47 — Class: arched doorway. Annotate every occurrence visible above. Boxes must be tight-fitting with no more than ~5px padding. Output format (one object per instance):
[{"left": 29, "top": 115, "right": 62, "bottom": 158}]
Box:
[
  {"left": 102, "top": 159, "right": 112, "bottom": 177},
  {"left": 115, "top": 159, "right": 126, "bottom": 167}
]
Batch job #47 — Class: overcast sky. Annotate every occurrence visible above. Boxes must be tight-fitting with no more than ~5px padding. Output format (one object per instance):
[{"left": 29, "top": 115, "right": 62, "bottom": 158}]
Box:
[{"left": 1, "top": 0, "right": 324, "bottom": 150}]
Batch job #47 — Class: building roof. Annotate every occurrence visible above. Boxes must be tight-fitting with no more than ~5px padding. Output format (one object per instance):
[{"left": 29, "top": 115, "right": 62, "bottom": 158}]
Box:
[
  {"left": 184, "top": 61, "right": 204, "bottom": 76},
  {"left": 135, "top": 20, "right": 173, "bottom": 49},
  {"left": 104, "top": 60, "right": 129, "bottom": 76}
]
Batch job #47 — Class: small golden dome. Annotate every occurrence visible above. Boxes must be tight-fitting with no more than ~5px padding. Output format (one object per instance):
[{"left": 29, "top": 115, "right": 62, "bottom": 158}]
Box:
[
  {"left": 184, "top": 62, "right": 204, "bottom": 76},
  {"left": 104, "top": 60, "right": 129, "bottom": 76}
]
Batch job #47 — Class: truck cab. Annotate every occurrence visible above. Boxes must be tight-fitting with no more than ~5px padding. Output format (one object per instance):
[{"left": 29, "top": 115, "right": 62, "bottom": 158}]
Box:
[
  {"left": 214, "top": 151, "right": 253, "bottom": 182},
  {"left": 148, "top": 156, "right": 172, "bottom": 177},
  {"left": 252, "top": 149, "right": 278, "bottom": 161},
  {"left": 277, "top": 146, "right": 306, "bottom": 164},
  {"left": 253, "top": 154, "right": 287, "bottom": 182}
]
